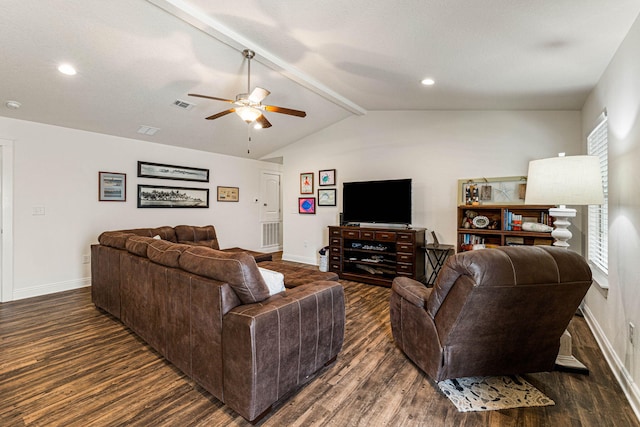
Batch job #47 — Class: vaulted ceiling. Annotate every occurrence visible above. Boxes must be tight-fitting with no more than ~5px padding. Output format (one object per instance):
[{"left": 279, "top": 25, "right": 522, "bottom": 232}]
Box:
[{"left": 2, "top": 0, "right": 640, "bottom": 159}]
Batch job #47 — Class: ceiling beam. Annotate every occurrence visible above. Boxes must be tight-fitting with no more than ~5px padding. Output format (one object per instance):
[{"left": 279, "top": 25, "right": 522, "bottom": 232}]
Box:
[{"left": 146, "top": 0, "right": 367, "bottom": 116}]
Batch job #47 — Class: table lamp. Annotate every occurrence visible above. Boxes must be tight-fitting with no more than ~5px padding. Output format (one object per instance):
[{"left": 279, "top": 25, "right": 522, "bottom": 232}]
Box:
[
  {"left": 525, "top": 153, "right": 604, "bottom": 373},
  {"left": 525, "top": 153, "right": 604, "bottom": 248}
]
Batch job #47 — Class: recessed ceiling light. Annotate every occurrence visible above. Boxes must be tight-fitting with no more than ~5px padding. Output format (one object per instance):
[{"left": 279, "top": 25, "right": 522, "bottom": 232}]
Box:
[
  {"left": 421, "top": 78, "right": 435, "bottom": 86},
  {"left": 58, "top": 63, "right": 77, "bottom": 76}
]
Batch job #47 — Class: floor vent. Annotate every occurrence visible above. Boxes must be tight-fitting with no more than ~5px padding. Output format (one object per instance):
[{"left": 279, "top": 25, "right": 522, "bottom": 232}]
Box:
[{"left": 262, "top": 222, "right": 282, "bottom": 248}]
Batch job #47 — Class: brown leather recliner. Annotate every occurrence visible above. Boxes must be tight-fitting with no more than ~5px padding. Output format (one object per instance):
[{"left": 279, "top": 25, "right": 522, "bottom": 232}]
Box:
[{"left": 390, "top": 245, "right": 592, "bottom": 381}]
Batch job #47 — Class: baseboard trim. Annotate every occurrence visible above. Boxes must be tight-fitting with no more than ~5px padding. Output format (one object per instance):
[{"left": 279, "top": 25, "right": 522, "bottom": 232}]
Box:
[
  {"left": 582, "top": 304, "right": 640, "bottom": 422},
  {"left": 12, "top": 277, "right": 91, "bottom": 301},
  {"left": 281, "top": 253, "right": 317, "bottom": 265}
]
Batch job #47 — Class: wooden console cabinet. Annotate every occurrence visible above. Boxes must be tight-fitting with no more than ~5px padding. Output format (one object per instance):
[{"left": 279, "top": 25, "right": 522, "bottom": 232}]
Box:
[
  {"left": 457, "top": 205, "right": 554, "bottom": 252},
  {"left": 328, "top": 226, "right": 425, "bottom": 287}
]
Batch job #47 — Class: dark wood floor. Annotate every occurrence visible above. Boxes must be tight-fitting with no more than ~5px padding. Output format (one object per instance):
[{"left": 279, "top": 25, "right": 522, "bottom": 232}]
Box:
[{"left": 1, "top": 264, "right": 638, "bottom": 426}]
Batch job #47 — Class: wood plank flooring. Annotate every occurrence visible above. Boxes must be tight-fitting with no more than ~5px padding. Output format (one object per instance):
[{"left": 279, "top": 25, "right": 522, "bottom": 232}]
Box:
[{"left": 1, "top": 263, "right": 638, "bottom": 426}]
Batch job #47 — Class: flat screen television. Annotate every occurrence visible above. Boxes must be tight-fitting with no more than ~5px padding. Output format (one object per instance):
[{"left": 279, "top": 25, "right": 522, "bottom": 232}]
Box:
[{"left": 342, "top": 178, "right": 412, "bottom": 225}]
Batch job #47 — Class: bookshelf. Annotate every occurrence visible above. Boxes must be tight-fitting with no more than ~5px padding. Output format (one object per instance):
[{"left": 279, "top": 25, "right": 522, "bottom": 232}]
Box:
[{"left": 457, "top": 205, "right": 555, "bottom": 252}]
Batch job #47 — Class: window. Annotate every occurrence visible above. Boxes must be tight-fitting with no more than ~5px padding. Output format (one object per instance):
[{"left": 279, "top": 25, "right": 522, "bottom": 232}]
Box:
[{"left": 587, "top": 112, "right": 608, "bottom": 278}]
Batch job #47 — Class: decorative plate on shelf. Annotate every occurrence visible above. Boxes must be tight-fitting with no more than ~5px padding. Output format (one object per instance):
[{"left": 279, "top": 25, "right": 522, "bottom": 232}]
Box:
[{"left": 472, "top": 215, "right": 490, "bottom": 229}]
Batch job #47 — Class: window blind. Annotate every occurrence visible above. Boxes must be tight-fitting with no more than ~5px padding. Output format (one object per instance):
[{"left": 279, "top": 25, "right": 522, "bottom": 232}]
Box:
[{"left": 587, "top": 114, "right": 608, "bottom": 275}]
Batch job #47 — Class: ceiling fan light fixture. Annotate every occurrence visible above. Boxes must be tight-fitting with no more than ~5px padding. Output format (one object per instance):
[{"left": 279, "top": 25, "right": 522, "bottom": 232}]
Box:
[{"left": 235, "top": 106, "right": 261, "bottom": 123}]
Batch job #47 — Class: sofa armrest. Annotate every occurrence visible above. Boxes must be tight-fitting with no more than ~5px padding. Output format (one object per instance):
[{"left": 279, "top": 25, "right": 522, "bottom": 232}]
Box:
[
  {"left": 392, "top": 276, "right": 432, "bottom": 309},
  {"left": 222, "top": 281, "right": 345, "bottom": 422}
]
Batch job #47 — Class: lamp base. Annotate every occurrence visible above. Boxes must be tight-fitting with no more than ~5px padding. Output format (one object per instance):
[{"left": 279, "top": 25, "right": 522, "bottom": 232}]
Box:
[
  {"left": 549, "top": 206, "right": 576, "bottom": 248},
  {"left": 555, "top": 330, "right": 589, "bottom": 374}
]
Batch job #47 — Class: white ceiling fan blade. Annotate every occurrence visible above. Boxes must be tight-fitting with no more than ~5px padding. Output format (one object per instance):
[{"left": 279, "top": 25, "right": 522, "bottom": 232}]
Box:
[{"left": 249, "top": 87, "right": 270, "bottom": 103}]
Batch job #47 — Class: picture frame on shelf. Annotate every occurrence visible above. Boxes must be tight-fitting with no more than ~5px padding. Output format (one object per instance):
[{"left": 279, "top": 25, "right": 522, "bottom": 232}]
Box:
[
  {"left": 217, "top": 186, "right": 239, "bottom": 202},
  {"left": 299, "top": 197, "right": 316, "bottom": 214},
  {"left": 137, "top": 184, "right": 209, "bottom": 208},
  {"left": 457, "top": 176, "right": 527, "bottom": 206},
  {"left": 137, "top": 161, "right": 209, "bottom": 183},
  {"left": 318, "top": 188, "right": 337, "bottom": 206},
  {"left": 300, "top": 172, "right": 314, "bottom": 194},
  {"left": 319, "top": 169, "right": 336, "bottom": 186},
  {"left": 99, "top": 171, "right": 126, "bottom": 202}
]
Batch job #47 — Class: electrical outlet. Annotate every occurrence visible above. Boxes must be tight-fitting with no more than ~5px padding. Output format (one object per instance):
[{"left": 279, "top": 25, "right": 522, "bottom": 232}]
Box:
[
  {"left": 82, "top": 255, "right": 90, "bottom": 264},
  {"left": 629, "top": 322, "right": 635, "bottom": 345}
]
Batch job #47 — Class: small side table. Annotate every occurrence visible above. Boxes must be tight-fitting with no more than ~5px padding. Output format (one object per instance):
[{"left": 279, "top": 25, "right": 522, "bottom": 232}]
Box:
[{"left": 424, "top": 244, "right": 455, "bottom": 286}]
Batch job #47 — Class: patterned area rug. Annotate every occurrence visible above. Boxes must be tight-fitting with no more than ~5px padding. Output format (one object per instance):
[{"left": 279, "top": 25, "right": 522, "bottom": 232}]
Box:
[{"left": 438, "top": 375, "right": 555, "bottom": 412}]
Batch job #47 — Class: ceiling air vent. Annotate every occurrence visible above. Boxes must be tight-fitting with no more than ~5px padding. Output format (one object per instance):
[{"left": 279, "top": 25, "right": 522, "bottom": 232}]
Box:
[
  {"left": 137, "top": 125, "right": 159, "bottom": 136},
  {"left": 172, "top": 99, "right": 195, "bottom": 110}
]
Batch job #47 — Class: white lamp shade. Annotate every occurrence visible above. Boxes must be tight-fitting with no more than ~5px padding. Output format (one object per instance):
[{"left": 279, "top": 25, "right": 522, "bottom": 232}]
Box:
[{"left": 525, "top": 155, "right": 604, "bottom": 206}]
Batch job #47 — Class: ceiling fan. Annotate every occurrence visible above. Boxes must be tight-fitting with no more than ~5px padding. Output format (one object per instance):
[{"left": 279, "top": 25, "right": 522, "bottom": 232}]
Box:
[{"left": 188, "top": 49, "right": 306, "bottom": 129}]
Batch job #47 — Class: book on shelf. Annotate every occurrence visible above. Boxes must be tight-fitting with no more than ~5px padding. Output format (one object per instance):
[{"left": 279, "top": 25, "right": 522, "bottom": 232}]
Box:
[{"left": 505, "top": 236, "right": 525, "bottom": 245}]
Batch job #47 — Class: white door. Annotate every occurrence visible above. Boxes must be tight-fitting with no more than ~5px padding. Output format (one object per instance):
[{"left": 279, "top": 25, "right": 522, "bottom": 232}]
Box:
[
  {"left": 259, "top": 172, "right": 282, "bottom": 249},
  {"left": 260, "top": 172, "right": 281, "bottom": 222},
  {"left": 0, "top": 139, "right": 13, "bottom": 302}
]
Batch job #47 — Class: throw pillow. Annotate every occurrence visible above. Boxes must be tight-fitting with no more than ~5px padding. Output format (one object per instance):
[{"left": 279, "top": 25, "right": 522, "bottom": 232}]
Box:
[{"left": 258, "top": 267, "right": 286, "bottom": 296}]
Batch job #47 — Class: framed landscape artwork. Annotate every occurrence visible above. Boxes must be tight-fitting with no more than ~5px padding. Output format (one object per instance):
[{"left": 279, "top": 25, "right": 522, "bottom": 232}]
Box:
[
  {"left": 137, "top": 184, "right": 209, "bottom": 208},
  {"left": 300, "top": 172, "right": 314, "bottom": 194},
  {"left": 99, "top": 171, "right": 126, "bottom": 202},
  {"left": 299, "top": 197, "right": 316, "bottom": 214},
  {"left": 137, "top": 161, "right": 209, "bottom": 183}
]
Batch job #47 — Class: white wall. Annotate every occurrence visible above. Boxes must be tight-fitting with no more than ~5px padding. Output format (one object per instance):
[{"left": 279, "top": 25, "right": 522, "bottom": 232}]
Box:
[
  {"left": 270, "top": 110, "right": 582, "bottom": 264},
  {"left": 582, "top": 13, "right": 640, "bottom": 416},
  {"left": 0, "top": 116, "right": 282, "bottom": 301}
]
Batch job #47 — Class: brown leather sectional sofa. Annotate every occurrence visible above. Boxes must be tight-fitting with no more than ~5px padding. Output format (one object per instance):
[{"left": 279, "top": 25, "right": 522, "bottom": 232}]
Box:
[{"left": 91, "top": 225, "right": 345, "bottom": 422}]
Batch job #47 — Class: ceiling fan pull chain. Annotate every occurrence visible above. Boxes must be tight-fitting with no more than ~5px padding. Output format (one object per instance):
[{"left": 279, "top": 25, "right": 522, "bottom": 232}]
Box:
[{"left": 247, "top": 125, "right": 252, "bottom": 154}]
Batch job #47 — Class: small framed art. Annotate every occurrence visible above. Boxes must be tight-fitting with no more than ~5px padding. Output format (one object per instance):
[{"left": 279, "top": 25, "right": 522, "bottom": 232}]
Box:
[
  {"left": 319, "top": 169, "right": 336, "bottom": 186},
  {"left": 99, "top": 171, "right": 126, "bottom": 201},
  {"left": 300, "top": 172, "right": 314, "bottom": 194},
  {"left": 217, "top": 186, "right": 239, "bottom": 202},
  {"left": 299, "top": 197, "right": 316, "bottom": 214},
  {"left": 318, "top": 188, "right": 336, "bottom": 206}
]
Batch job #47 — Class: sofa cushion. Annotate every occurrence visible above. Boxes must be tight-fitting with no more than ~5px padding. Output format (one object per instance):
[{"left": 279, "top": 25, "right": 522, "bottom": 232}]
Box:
[
  {"left": 125, "top": 236, "right": 157, "bottom": 257},
  {"left": 257, "top": 260, "right": 339, "bottom": 287},
  {"left": 149, "top": 226, "right": 178, "bottom": 242},
  {"left": 98, "top": 231, "right": 136, "bottom": 249},
  {"left": 148, "top": 240, "right": 191, "bottom": 268},
  {"left": 175, "top": 225, "right": 219, "bottom": 249},
  {"left": 179, "top": 246, "right": 270, "bottom": 304},
  {"left": 185, "top": 240, "right": 220, "bottom": 249}
]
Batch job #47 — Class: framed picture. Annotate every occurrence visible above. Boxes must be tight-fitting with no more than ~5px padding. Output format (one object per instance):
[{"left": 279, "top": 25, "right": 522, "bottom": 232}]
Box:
[
  {"left": 319, "top": 169, "right": 336, "bottom": 186},
  {"left": 300, "top": 172, "right": 314, "bottom": 194},
  {"left": 299, "top": 197, "right": 316, "bottom": 214},
  {"left": 137, "top": 184, "right": 209, "bottom": 208},
  {"left": 137, "top": 161, "right": 209, "bottom": 183},
  {"left": 99, "top": 172, "right": 126, "bottom": 201},
  {"left": 217, "top": 186, "right": 239, "bottom": 202},
  {"left": 318, "top": 188, "right": 337, "bottom": 206}
]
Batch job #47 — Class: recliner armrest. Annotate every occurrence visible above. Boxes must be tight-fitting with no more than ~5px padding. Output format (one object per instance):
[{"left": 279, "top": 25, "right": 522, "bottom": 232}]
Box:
[{"left": 392, "top": 276, "right": 431, "bottom": 309}]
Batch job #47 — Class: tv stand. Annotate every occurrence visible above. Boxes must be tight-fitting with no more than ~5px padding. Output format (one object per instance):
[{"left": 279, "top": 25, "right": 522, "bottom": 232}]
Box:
[{"left": 328, "top": 225, "right": 426, "bottom": 287}]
